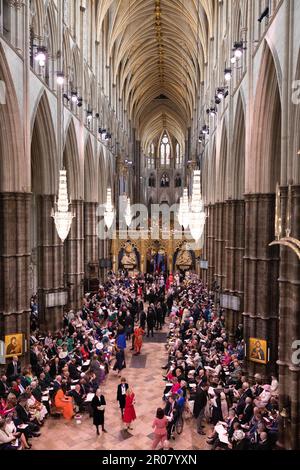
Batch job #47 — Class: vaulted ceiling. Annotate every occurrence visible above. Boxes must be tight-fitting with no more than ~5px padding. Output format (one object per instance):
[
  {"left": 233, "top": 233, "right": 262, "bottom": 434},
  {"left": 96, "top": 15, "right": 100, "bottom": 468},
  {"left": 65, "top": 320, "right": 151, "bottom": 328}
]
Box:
[{"left": 97, "top": 0, "right": 214, "bottom": 151}]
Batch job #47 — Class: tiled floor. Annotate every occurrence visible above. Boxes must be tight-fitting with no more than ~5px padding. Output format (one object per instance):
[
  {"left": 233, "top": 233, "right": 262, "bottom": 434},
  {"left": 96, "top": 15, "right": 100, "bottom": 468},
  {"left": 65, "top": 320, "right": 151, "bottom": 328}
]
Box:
[{"left": 32, "top": 331, "right": 210, "bottom": 451}]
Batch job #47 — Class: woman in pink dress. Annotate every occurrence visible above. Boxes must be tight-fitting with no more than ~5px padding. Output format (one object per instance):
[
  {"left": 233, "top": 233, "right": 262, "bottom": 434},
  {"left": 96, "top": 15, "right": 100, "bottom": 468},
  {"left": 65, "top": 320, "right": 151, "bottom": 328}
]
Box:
[
  {"left": 152, "top": 408, "right": 168, "bottom": 450},
  {"left": 123, "top": 388, "right": 136, "bottom": 431}
]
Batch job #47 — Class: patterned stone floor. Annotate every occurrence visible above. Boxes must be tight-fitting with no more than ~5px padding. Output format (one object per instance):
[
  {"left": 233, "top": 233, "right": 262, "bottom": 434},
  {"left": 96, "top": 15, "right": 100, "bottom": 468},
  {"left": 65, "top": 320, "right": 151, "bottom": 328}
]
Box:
[{"left": 32, "top": 331, "right": 210, "bottom": 451}]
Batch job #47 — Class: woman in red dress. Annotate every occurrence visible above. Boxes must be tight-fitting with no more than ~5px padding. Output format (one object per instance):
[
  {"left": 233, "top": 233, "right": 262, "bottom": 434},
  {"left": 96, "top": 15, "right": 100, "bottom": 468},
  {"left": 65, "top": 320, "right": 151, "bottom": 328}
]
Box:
[{"left": 123, "top": 388, "right": 136, "bottom": 430}]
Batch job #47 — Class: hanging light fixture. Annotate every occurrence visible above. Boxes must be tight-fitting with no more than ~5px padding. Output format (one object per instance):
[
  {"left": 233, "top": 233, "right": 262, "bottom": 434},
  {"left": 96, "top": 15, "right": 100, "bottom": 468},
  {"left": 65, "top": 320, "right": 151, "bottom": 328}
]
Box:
[
  {"left": 181, "top": 188, "right": 190, "bottom": 230},
  {"left": 189, "top": 170, "right": 206, "bottom": 242},
  {"left": 124, "top": 197, "right": 133, "bottom": 227},
  {"left": 52, "top": 170, "right": 74, "bottom": 243},
  {"left": 104, "top": 188, "right": 115, "bottom": 229},
  {"left": 224, "top": 68, "right": 232, "bottom": 81},
  {"left": 34, "top": 46, "right": 47, "bottom": 67},
  {"left": 178, "top": 196, "right": 184, "bottom": 227}
]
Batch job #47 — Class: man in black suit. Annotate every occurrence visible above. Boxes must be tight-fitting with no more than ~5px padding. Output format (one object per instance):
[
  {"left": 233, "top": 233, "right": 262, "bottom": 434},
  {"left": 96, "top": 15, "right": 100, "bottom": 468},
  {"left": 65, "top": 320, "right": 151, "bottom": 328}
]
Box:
[
  {"left": 256, "top": 432, "right": 273, "bottom": 450},
  {"left": 0, "top": 374, "right": 9, "bottom": 398},
  {"left": 53, "top": 375, "right": 62, "bottom": 395},
  {"left": 164, "top": 395, "right": 179, "bottom": 440},
  {"left": 15, "top": 396, "right": 40, "bottom": 437},
  {"left": 69, "top": 384, "right": 85, "bottom": 412},
  {"left": 236, "top": 382, "right": 253, "bottom": 415},
  {"left": 117, "top": 378, "right": 129, "bottom": 417},
  {"left": 69, "top": 358, "right": 81, "bottom": 380},
  {"left": 193, "top": 385, "right": 208, "bottom": 435},
  {"left": 146, "top": 306, "right": 156, "bottom": 338},
  {"left": 241, "top": 397, "right": 254, "bottom": 424},
  {"left": 6, "top": 356, "right": 21, "bottom": 383},
  {"left": 50, "top": 357, "right": 62, "bottom": 378}
]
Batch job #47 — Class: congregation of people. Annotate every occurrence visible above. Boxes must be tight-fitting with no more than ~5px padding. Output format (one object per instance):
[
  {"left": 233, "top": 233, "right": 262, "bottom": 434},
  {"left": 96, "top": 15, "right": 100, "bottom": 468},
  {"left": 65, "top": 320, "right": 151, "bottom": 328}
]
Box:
[
  {"left": 0, "top": 271, "right": 280, "bottom": 451},
  {"left": 153, "top": 274, "right": 280, "bottom": 450}
]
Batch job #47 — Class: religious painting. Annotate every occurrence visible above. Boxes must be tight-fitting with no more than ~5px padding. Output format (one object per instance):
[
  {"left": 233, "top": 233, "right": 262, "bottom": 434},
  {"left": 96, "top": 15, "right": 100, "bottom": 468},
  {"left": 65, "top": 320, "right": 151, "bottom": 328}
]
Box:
[
  {"left": 5, "top": 334, "right": 23, "bottom": 358},
  {"left": 249, "top": 338, "right": 268, "bottom": 364}
]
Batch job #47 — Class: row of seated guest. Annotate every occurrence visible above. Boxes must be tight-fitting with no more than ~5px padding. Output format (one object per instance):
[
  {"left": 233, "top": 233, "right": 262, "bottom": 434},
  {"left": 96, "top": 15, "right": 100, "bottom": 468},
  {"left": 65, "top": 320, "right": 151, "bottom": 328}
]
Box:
[
  {"left": 1, "top": 272, "right": 172, "bottom": 450},
  {"left": 157, "top": 273, "right": 280, "bottom": 450}
]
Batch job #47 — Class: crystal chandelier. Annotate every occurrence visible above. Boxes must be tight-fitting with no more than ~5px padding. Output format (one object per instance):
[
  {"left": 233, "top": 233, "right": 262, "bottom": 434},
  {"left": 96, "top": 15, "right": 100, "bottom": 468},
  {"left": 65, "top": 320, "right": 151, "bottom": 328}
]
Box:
[
  {"left": 52, "top": 170, "right": 74, "bottom": 243},
  {"left": 104, "top": 188, "right": 115, "bottom": 229},
  {"left": 124, "top": 197, "right": 133, "bottom": 227},
  {"left": 180, "top": 188, "right": 190, "bottom": 230},
  {"left": 189, "top": 170, "right": 206, "bottom": 242}
]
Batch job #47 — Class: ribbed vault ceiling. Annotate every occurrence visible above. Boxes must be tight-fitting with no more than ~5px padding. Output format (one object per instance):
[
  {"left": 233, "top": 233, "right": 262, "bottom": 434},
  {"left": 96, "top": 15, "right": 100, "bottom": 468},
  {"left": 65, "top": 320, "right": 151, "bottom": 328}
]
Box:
[{"left": 97, "top": 0, "right": 214, "bottom": 151}]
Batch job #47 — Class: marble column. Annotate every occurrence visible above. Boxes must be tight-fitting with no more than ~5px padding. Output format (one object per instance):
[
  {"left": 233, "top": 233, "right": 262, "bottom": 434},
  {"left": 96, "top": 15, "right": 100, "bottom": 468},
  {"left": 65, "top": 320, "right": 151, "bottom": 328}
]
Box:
[
  {"left": 84, "top": 202, "right": 99, "bottom": 292},
  {"left": 224, "top": 200, "right": 245, "bottom": 339},
  {"left": 0, "top": 193, "right": 31, "bottom": 361},
  {"left": 277, "top": 185, "right": 300, "bottom": 450},
  {"left": 243, "top": 194, "right": 279, "bottom": 378},
  {"left": 64, "top": 201, "right": 84, "bottom": 310},
  {"left": 36, "top": 195, "right": 65, "bottom": 331}
]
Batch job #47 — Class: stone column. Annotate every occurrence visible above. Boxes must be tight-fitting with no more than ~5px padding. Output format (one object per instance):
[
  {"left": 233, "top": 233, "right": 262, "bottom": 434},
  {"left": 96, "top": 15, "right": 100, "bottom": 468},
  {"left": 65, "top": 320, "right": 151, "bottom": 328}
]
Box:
[
  {"left": 207, "top": 204, "right": 216, "bottom": 288},
  {"left": 0, "top": 193, "right": 31, "bottom": 361},
  {"left": 64, "top": 201, "right": 84, "bottom": 310},
  {"left": 224, "top": 200, "right": 245, "bottom": 339},
  {"left": 98, "top": 238, "right": 104, "bottom": 282},
  {"left": 201, "top": 208, "right": 209, "bottom": 285},
  {"left": 36, "top": 195, "right": 65, "bottom": 331},
  {"left": 84, "top": 202, "right": 99, "bottom": 292},
  {"left": 243, "top": 194, "right": 279, "bottom": 379},
  {"left": 277, "top": 185, "right": 300, "bottom": 450},
  {"left": 214, "top": 202, "right": 226, "bottom": 290}
]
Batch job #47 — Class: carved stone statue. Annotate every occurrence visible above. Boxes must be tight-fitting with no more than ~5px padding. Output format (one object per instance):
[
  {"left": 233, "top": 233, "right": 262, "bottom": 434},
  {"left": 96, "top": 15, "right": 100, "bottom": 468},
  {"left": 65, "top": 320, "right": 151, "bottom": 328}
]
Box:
[
  {"left": 121, "top": 243, "right": 137, "bottom": 267},
  {"left": 176, "top": 250, "right": 192, "bottom": 268}
]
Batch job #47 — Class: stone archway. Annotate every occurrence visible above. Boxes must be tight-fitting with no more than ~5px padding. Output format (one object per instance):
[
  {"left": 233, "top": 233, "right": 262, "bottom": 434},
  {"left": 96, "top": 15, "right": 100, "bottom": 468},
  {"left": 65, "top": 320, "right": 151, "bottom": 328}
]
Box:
[
  {"left": 224, "top": 94, "right": 246, "bottom": 340},
  {"left": 84, "top": 137, "right": 99, "bottom": 292},
  {"left": 244, "top": 42, "right": 282, "bottom": 379},
  {"left": 63, "top": 119, "right": 84, "bottom": 310},
  {"left": 0, "top": 44, "right": 31, "bottom": 350},
  {"left": 277, "top": 49, "right": 300, "bottom": 450},
  {"left": 30, "top": 90, "right": 64, "bottom": 331}
]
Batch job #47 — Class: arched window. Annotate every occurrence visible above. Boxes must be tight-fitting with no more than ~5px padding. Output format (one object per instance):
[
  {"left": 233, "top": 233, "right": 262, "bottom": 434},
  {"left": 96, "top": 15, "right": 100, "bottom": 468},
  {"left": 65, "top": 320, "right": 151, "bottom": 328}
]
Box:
[
  {"left": 176, "top": 143, "right": 182, "bottom": 168},
  {"left": 149, "top": 174, "right": 156, "bottom": 188},
  {"left": 175, "top": 175, "right": 182, "bottom": 188},
  {"left": 160, "top": 133, "right": 171, "bottom": 167},
  {"left": 160, "top": 173, "right": 170, "bottom": 188},
  {"left": 147, "top": 143, "right": 155, "bottom": 169}
]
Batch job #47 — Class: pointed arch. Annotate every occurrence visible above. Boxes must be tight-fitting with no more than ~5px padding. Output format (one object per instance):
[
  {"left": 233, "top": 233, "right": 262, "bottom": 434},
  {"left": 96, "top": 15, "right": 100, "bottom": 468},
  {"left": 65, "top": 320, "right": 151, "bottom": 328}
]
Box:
[
  {"left": 0, "top": 43, "right": 27, "bottom": 192},
  {"left": 251, "top": 41, "right": 282, "bottom": 193},
  {"left": 63, "top": 119, "right": 80, "bottom": 200},
  {"left": 208, "top": 139, "right": 216, "bottom": 204},
  {"left": 98, "top": 147, "right": 107, "bottom": 204},
  {"left": 217, "top": 121, "right": 228, "bottom": 202},
  {"left": 232, "top": 94, "right": 246, "bottom": 199},
  {"left": 31, "top": 91, "right": 58, "bottom": 195},
  {"left": 84, "top": 137, "right": 97, "bottom": 202}
]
